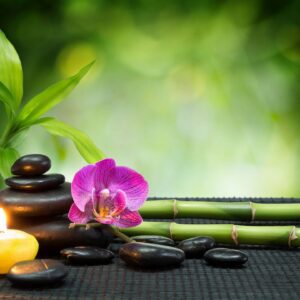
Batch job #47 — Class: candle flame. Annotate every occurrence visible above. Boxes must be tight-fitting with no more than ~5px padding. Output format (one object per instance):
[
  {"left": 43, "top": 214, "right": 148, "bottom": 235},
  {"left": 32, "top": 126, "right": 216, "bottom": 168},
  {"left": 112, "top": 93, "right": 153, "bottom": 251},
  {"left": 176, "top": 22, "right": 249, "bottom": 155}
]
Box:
[{"left": 0, "top": 208, "right": 7, "bottom": 232}]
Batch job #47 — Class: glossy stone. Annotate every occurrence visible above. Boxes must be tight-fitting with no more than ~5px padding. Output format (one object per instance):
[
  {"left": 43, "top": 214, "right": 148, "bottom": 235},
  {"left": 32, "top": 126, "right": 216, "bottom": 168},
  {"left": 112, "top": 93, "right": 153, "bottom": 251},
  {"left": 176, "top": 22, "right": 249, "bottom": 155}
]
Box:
[
  {"left": 5, "top": 174, "right": 65, "bottom": 192},
  {"left": 119, "top": 242, "right": 185, "bottom": 268},
  {"left": 131, "top": 235, "right": 175, "bottom": 246},
  {"left": 9, "top": 216, "right": 114, "bottom": 253},
  {"left": 204, "top": 248, "right": 248, "bottom": 267},
  {"left": 11, "top": 154, "right": 51, "bottom": 176},
  {"left": 7, "top": 259, "right": 68, "bottom": 286},
  {"left": 61, "top": 246, "right": 114, "bottom": 265},
  {"left": 177, "top": 236, "right": 215, "bottom": 258},
  {"left": 0, "top": 183, "right": 72, "bottom": 217},
  {"left": 108, "top": 241, "right": 125, "bottom": 254}
]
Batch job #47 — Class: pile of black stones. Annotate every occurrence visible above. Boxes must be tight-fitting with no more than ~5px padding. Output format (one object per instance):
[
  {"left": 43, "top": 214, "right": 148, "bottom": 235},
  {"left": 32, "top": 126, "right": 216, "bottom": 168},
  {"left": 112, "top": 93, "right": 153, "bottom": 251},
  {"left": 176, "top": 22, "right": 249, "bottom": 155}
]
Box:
[
  {"left": 0, "top": 154, "right": 113, "bottom": 254},
  {"left": 1, "top": 154, "right": 248, "bottom": 287}
]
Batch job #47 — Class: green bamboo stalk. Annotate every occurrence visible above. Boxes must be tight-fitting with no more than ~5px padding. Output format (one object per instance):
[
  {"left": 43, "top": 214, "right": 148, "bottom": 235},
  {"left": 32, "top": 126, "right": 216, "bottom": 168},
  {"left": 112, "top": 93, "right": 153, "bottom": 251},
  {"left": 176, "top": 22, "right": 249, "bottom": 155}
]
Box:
[
  {"left": 139, "top": 199, "right": 300, "bottom": 221},
  {"left": 120, "top": 222, "right": 300, "bottom": 247}
]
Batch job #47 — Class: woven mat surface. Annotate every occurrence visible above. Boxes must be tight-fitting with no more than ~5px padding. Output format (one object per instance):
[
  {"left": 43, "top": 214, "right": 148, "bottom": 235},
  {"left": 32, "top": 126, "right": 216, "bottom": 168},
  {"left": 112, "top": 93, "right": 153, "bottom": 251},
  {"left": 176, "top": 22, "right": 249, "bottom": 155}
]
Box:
[{"left": 0, "top": 197, "right": 300, "bottom": 300}]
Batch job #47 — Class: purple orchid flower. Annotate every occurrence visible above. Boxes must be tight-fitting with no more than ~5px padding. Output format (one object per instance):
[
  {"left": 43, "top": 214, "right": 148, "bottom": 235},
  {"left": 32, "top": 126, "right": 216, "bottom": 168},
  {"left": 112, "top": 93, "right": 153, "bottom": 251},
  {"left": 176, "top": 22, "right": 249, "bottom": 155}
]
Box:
[{"left": 68, "top": 158, "right": 149, "bottom": 228}]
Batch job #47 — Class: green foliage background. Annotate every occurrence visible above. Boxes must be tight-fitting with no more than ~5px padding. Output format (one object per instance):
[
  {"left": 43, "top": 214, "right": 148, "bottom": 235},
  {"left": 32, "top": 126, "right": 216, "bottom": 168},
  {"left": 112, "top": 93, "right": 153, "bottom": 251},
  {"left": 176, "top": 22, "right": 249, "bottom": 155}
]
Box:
[{"left": 0, "top": 0, "right": 299, "bottom": 197}]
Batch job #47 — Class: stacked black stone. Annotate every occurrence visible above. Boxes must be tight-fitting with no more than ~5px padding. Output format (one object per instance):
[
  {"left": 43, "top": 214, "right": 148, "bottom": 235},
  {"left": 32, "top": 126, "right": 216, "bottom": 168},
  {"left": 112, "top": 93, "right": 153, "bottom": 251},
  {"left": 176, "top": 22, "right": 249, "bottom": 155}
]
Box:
[{"left": 0, "top": 154, "right": 112, "bottom": 253}]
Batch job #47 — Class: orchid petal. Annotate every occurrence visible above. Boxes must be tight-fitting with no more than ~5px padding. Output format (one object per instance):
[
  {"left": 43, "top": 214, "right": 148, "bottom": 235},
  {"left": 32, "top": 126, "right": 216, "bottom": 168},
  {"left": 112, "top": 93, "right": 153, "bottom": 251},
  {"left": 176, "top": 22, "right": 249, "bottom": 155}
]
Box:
[
  {"left": 68, "top": 203, "right": 93, "bottom": 224},
  {"left": 107, "top": 166, "right": 149, "bottom": 211},
  {"left": 112, "top": 190, "right": 127, "bottom": 216},
  {"left": 71, "top": 164, "right": 96, "bottom": 211},
  {"left": 114, "top": 209, "right": 143, "bottom": 228},
  {"left": 94, "top": 158, "right": 116, "bottom": 191}
]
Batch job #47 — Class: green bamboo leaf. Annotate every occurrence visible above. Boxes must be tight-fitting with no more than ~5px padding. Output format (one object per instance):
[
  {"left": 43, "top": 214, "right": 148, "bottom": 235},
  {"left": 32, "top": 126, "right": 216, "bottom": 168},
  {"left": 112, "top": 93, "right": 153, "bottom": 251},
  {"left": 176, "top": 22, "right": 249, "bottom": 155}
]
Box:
[
  {"left": 6, "top": 127, "right": 29, "bottom": 148},
  {"left": 0, "top": 30, "right": 23, "bottom": 110},
  {"left": 0, "top": 147, "right": 19, "bottom": 178},
  {"left": 37, "top": 117, "right": 105, "bottom": 163},
  {"left": 0, "top": 81, "right": 16, "bottom": 119},
  {"left": 17, "top": 61, "right": 94, "bottom": 125},
  {"left": 51, "top": 135, "right": 67, "bottom": 160}
]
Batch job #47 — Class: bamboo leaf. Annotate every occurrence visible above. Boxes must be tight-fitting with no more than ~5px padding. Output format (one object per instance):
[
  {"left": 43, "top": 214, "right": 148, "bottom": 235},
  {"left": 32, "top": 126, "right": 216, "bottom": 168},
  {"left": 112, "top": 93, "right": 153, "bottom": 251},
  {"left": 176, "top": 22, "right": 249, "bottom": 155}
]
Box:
[
  {"left": 6, "top": 128, "right": 29, "bottom": 148},
  {"left": 0, "top": 30, "right": 23, "bottom": 110},
  {"left": 51, "top": 135, "right": 67, "bottom": 160},
  {"left": 0, "top": 81, "right": 16, "bottom": 119},
  {"left": 17, "top": 62, "right": 94, "bottom": 125},
  {"left": 37, "top": 117, "right": 105, "bottom": 163},
  {"left": 0, "top": 147, "right": 19, "bottom": 178}
]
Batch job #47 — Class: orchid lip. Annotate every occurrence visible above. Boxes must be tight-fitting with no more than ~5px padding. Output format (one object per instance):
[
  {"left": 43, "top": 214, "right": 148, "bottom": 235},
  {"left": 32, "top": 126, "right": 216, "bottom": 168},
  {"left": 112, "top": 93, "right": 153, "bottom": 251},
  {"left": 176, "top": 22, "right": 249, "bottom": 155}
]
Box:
[
  {"left": 100, "top": 188, "right": 110, "bottom": 198},
  {"left": 93, "top": 188, "right": 115, "bottom": 221}
]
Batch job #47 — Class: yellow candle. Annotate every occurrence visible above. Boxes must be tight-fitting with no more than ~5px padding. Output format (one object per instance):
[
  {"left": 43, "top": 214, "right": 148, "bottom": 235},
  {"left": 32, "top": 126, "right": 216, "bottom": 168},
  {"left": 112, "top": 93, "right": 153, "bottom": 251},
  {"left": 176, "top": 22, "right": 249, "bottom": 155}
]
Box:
[{"left": 0, "top": 208, "right": 39, "bottom": 274}]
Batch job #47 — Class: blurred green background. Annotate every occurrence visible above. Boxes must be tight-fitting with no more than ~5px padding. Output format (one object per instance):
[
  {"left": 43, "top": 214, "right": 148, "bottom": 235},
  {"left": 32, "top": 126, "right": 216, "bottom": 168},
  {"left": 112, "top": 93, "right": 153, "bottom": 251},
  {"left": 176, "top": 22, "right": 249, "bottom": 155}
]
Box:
[{"left": 0, "top": 0, "right": 299, "bottom": 197}]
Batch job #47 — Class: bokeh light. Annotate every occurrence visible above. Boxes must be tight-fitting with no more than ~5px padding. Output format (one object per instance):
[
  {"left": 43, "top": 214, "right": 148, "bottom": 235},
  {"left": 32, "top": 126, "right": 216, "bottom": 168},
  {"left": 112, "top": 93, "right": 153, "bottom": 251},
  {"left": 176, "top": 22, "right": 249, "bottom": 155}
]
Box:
[{"left": 0, "top": 0, "right": 299, "bottom": 197}]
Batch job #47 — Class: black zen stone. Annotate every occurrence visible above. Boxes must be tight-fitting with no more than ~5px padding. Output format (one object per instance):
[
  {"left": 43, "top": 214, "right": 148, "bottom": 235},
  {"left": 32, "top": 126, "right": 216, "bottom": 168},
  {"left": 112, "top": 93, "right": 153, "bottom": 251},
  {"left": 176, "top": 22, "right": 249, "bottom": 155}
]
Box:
[
  {"left": 119, "top": 242, "right": 185, "bottom": 269},
  {"left": 7, "top": 259, "right": 68, "bottom": 287},
  {"left": 5, "top": 174, "right": 65, "bottom": 192},
  {"left": 177, "top": 236, "right": 215, "bottom": 258},
  {"left": 11, "top": 154, "right": 51, "bottom": 176},
  {"left": 108, "top": 240, "right": 125, "bottom": 254},
  {"left": 131, "top": 235, "right": 175, "bottom": 246},
  {"left": 0, "top": 182, "right": 72, "bottom": 217},
  {"left": 204, "top": 248, "right": 248, "bottom": 267},
  {"left": 9, "top": 216, "right": 114, "bottom": 253},
  {"left": 61, "top": 246, "right": 114, "bottom": 265}
]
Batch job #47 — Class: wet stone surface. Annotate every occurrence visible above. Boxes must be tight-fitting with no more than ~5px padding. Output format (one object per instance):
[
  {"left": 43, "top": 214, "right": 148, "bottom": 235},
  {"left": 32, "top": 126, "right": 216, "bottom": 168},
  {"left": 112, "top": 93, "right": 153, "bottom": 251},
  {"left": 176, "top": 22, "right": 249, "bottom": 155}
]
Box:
[
  {"left": 61, "top": 246, "right": 115, "bottom": 265},
  {"left": 5, "top": 174, "right": 65, "bottom": 192},
  {"left": 177, "top": 236, "right": 215, "bottom": 258},
  {"left": 11, "top": 154, "right": 51, "bottom": 176},
  {"left": 119, "top": 242, "right": 185, "bottom": 268},
  {"left": 108, "top": 240, "right": 125, "bottom": 254},
  {"left": 10, "top": 216, "right": 113, "bottom": 253},
  {"left": 7, "top": 259, "right": 68, "bottom": 287},
  {"left": 204, "top": 248, "right": 248, "bottom": 267},
  {"left": 0, "top": 182, "right": 73, "bottom": 217},
  {"left": 131, "top": 235, "right": 175, "bottom": 246}
]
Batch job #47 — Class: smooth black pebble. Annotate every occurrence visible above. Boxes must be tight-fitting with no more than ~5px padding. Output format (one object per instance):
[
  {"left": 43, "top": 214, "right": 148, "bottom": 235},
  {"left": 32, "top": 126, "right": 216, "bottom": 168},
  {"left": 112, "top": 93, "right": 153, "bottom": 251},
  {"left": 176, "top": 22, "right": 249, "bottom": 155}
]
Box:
[
  {"left": 204, "top": 248, "right": 248, "bottom": 267},
  {"left": 177, "top": 236, "right": 215, "bottom": 258},
  {"left": 5, "top": 174, "right": 65, "bottom": 192},
  {"left": 108, "top": 240, "right": 125, "bottom": 254},
  {"left": 11, "top": 154, "right": 51, "bottom": 176},
  {"left": 7, "top": 259, "right": 68, "bottom": 287},
  {"left": 61, "top": 246, "right": 114, "bottom": 265},
  {"left": 0, "top": 182, "right": 73, "bottom": 217},
  {"left": 9, "top": 216, "right": 113, "bottom": 253},
  {"left": 131, "top": 235, "right": 175, "bottom": 246},
  {"left": 119, "top": 242, "right": 185, "bottom": 268}
]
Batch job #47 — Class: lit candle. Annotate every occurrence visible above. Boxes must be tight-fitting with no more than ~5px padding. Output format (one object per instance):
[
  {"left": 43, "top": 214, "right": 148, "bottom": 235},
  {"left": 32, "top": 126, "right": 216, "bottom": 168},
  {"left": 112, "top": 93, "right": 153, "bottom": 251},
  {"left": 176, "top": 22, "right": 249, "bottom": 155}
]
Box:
[{"left": 0, "top": 208, "right": 39, "bottom": 274}]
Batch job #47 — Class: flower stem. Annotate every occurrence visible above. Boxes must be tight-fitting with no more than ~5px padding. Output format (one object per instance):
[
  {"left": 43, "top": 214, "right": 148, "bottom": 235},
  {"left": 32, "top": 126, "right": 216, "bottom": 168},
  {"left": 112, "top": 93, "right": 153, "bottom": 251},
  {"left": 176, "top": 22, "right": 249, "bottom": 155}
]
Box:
[{"left": 103, "top": 225, "right": 134, "bottom": 243}]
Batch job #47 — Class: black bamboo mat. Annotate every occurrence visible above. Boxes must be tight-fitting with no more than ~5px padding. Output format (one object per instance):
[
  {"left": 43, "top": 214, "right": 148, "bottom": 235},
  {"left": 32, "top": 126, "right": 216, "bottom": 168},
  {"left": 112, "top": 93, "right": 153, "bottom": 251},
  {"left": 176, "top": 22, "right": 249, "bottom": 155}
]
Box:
[{"left": 0, "top": 197, "right": 300, "bottom": 300}]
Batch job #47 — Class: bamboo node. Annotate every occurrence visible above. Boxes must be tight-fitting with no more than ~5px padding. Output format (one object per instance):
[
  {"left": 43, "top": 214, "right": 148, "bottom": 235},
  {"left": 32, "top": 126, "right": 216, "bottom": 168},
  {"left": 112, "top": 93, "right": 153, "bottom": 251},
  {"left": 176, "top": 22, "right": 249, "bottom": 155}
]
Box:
[
  {"left": 288, "top": 226, "right": 298, "bottom": 248},
  {"left": 231, "top": 225, "right": 239, "bottom": 245},
  {"left": 173, "top": 200, "right": 178, "bottom": 219},
  {"left": 250, "top": 202, "right": 256, "bottom": 221}
]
